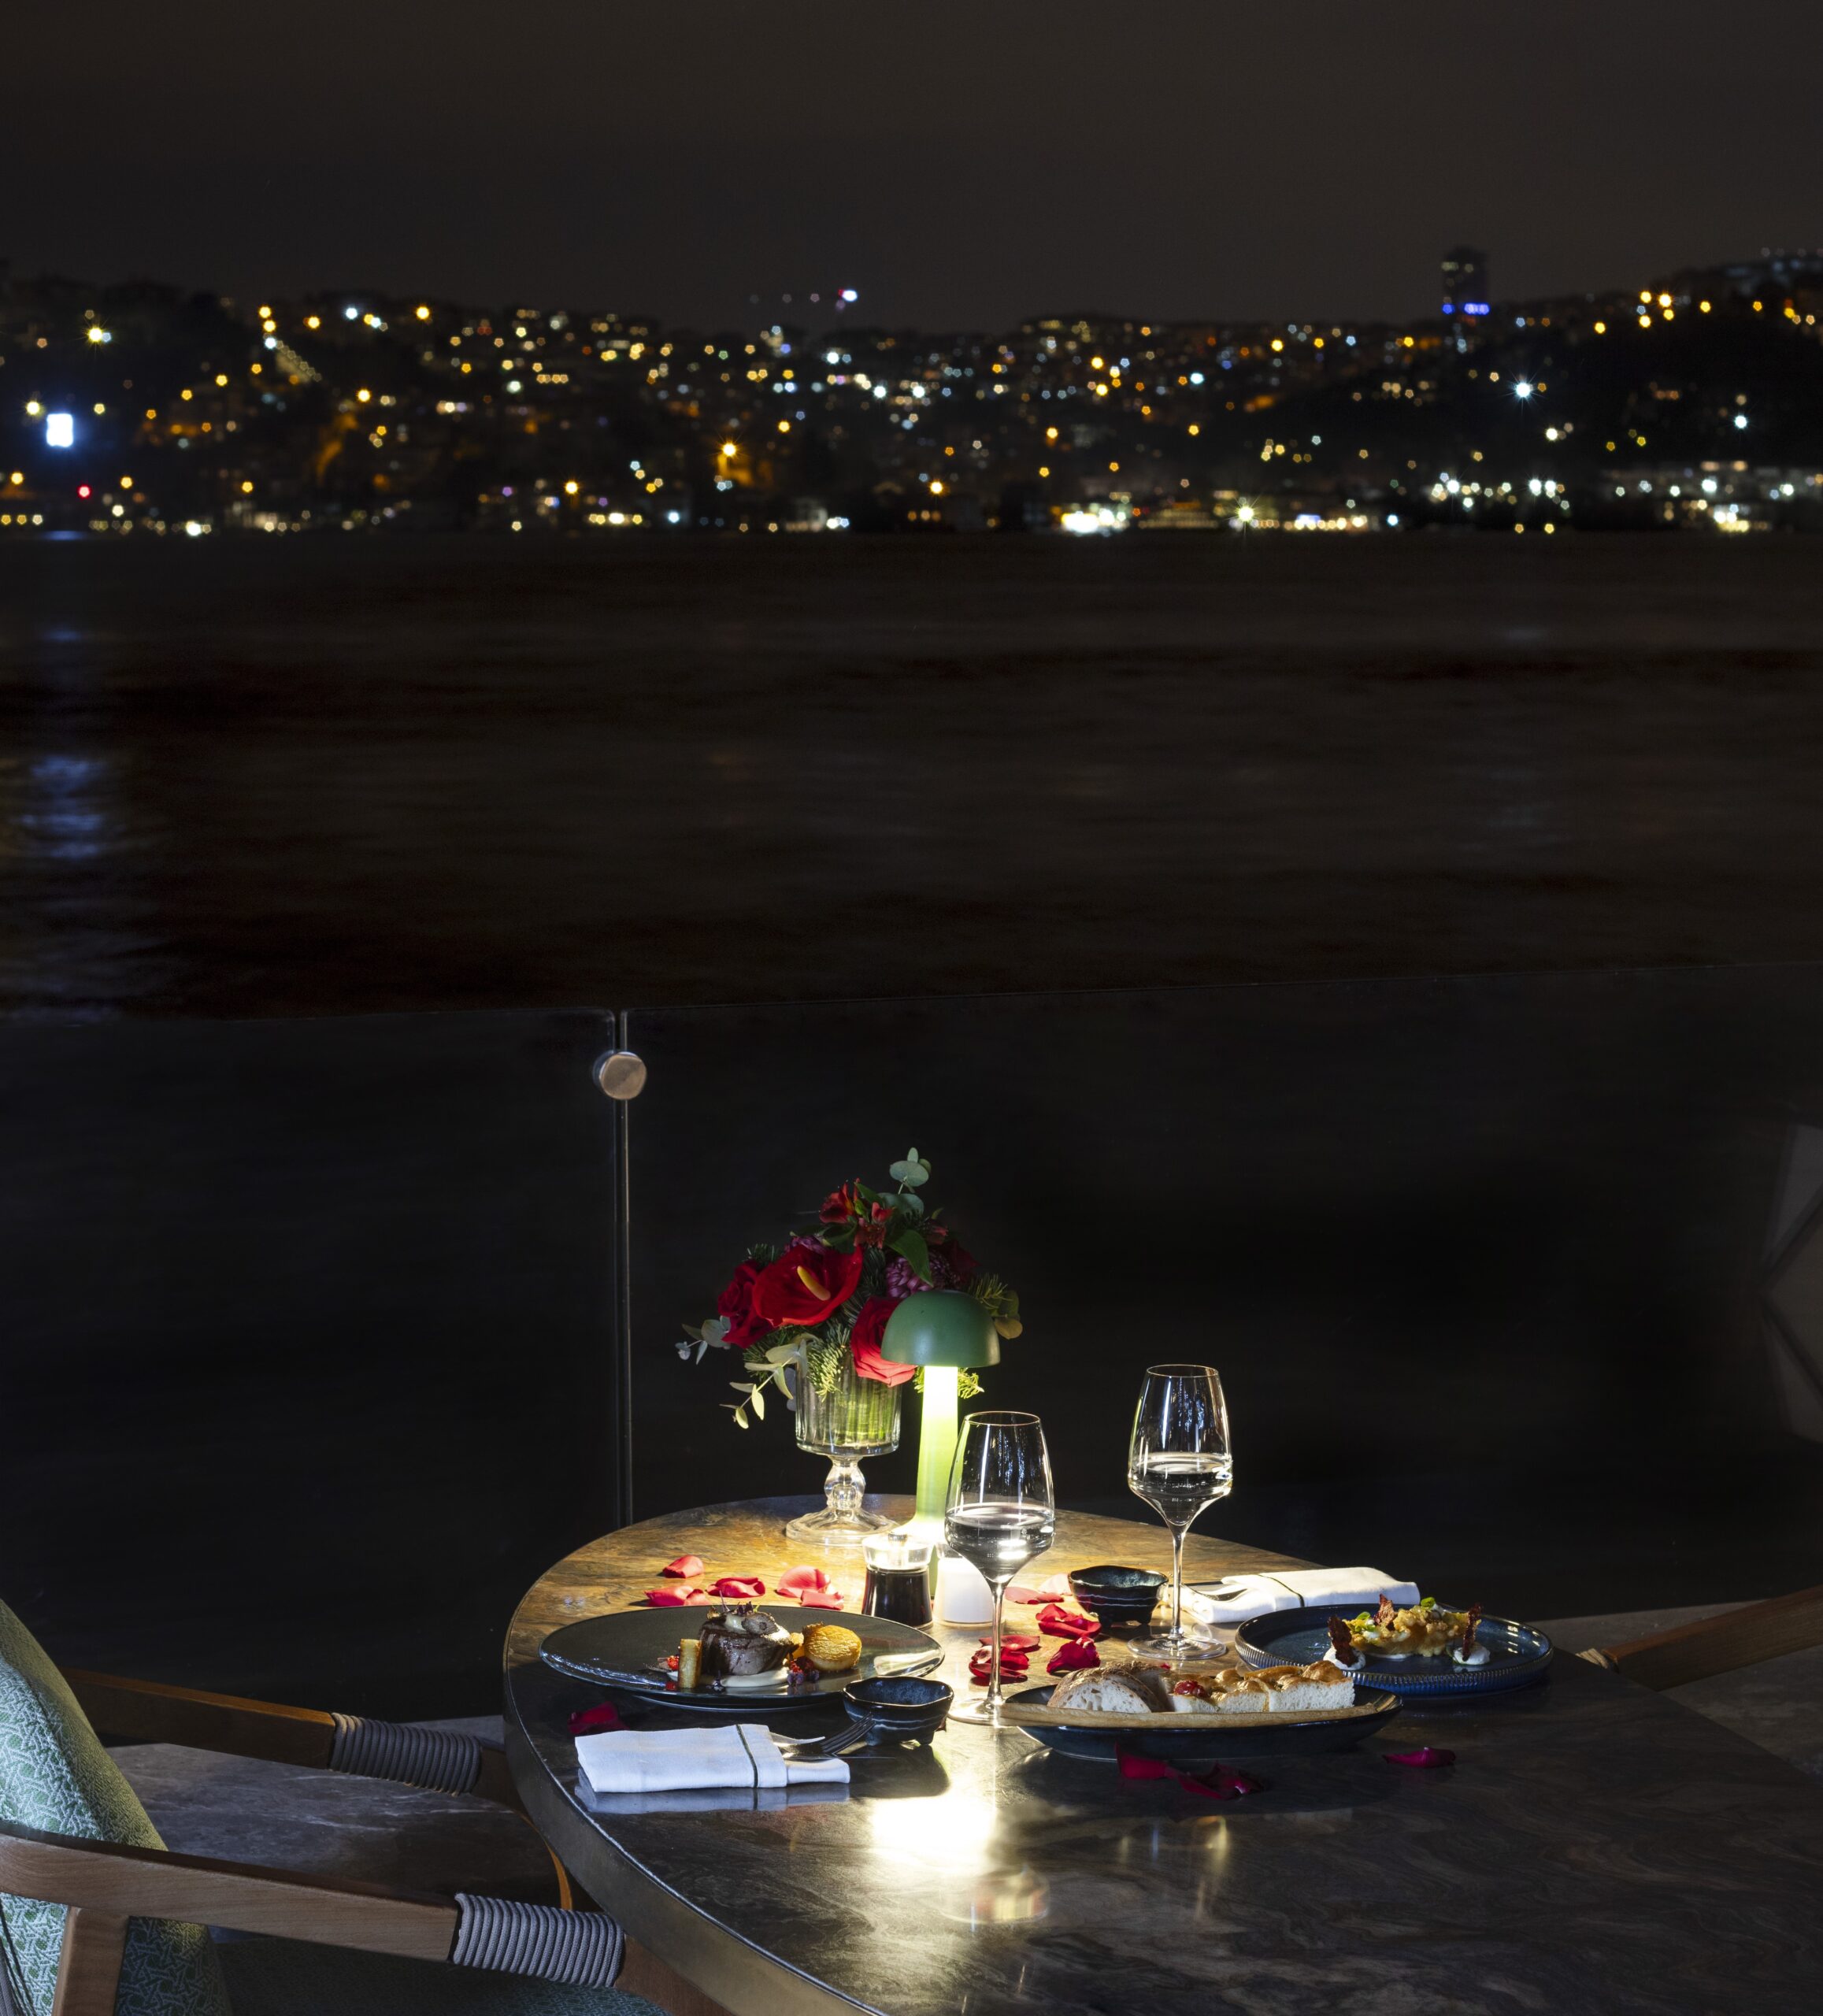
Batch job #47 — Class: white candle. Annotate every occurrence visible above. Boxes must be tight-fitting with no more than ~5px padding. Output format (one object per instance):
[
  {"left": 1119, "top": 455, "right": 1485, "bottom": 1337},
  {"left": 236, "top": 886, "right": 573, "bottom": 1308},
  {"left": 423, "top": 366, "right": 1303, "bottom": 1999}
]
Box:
[{"left": 934, "top": 1552, "right": 995, "bottom": 1626}]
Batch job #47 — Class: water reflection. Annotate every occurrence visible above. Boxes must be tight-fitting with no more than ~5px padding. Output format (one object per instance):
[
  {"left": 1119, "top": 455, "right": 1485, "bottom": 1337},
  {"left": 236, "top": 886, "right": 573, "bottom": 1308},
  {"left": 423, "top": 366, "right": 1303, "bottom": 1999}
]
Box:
[{"left": 10, "top": 754, "right": 117, "bottom": 862}]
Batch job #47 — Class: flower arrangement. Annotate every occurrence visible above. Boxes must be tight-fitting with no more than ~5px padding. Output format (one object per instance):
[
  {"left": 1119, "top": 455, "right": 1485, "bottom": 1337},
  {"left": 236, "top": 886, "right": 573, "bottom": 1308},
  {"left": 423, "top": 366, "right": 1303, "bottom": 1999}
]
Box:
[{"left": 680, "top": 1149, "right": 1022, "bottom": 1429}]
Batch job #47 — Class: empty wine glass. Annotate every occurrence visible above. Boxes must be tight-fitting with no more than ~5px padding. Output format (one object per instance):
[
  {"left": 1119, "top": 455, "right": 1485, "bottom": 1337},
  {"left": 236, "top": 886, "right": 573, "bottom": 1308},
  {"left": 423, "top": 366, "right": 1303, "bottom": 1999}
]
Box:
[
  {"left": 943, "top": 1410, "right": 1055, "bottom": 1721},
  {"left": 1127, "top": 1364, "right": 1232, "bottom": 1657}
]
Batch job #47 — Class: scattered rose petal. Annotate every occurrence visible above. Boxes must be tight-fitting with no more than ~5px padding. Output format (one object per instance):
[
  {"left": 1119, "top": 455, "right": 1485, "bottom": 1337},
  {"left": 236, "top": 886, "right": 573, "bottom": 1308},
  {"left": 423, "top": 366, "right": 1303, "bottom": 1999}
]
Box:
[
  {"left": 1036, "top": 1604, "right": 1102, "bottom": 1640},
  {"left": 568, "top": 1703, "right": 625, "bottom": 1736},
  {"left": 711, "top": 1575, "right": 765, "bottom": 1599},
  {"left": 1047, "top": 1639, "right": 1102, "bottom": 1674},
  {"left": 777, "top": 1565, "right": 830, "bottom": 1596},
  {"left": 1004, "top": 1584, "right": 1047, "bottom": 1606},
  {"left": 643, "top": 1586, "right": 706, "bottom": 1606},
  {"left": 1118, "top": 1748, "right": 1268, "bottom": 1797},
  {"left": 1036, "top": 1573, "right": 1072, "bottom": 1599},
  {"left": 984, "top": 1632, "right": 1042, "bottom": 1654},
  {"left": 1384, "top": 1746, "right": 1457, "bottom": 1770},
  {"left": 795, "top": 1588, "right": 847, "bottom": 1609},
  {"left": 968, "top": 1647, "right": 1031, "bottom": 1687},
  {"left": 661, "top": 1555, "right": 706, "bottom": 1578}
]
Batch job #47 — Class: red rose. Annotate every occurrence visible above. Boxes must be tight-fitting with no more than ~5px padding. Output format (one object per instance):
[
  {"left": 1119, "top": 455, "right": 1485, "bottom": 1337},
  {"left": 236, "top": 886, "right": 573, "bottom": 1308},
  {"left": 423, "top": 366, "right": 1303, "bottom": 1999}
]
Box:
[
  {"left": 716, "top": 1259, "right": 773, "bottom": 1347},
  {"left": 751, "top": 1239, "right": 865, "bottom": 1328},
  {"left": 933, "top": 1239, "right": 977, "bottom": 1288},
  {"left": 849, "top": 1297, "right": 917, "bottom": 1386}
]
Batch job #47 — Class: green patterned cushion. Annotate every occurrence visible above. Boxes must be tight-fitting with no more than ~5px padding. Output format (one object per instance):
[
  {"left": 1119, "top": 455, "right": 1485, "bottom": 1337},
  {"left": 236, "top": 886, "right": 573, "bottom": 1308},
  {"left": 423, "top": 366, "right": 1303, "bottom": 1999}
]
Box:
[{"left": 0, "top": 1601, "right": 231, "bottom": 2016}]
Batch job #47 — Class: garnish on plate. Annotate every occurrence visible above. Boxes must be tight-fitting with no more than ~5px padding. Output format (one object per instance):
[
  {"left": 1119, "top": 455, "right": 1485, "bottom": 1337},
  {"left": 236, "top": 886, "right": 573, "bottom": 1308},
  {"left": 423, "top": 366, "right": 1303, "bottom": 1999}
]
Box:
[{"left": 1343, "top": 1594, "right": 1485, "bottom": 1662}]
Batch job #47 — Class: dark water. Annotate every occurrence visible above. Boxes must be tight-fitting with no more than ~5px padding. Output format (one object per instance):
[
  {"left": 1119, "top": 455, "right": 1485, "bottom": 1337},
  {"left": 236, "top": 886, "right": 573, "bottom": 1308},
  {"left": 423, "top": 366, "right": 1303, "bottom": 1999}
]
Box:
[{"left": 6, "top": 533, "right": 1823, "bottom": 1019}]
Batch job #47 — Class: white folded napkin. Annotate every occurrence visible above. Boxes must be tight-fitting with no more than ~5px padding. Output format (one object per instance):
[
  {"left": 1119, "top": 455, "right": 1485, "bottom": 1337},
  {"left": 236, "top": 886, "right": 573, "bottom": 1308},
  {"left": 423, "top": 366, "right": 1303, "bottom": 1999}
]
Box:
[
  {"left": 574, "top": 1723, "right": 850, "bottom": 1796},
  {"left": 1181, "top": 1568, "right": 1419, "bottom": 1627}
]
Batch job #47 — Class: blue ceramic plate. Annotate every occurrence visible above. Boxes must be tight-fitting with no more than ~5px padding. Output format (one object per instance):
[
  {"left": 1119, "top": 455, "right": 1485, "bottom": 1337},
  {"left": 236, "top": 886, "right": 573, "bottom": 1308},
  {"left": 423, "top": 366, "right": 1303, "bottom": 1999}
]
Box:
[
  {"left": 539, "top": 1606, "right": 943, "bottom": 1712},
  {"left": 1234, "top": 1606, "right": 1553, "bottom": 1697},
  {"left": 1001, "top": 1681, "right": 1401, "bottom": 1762}
]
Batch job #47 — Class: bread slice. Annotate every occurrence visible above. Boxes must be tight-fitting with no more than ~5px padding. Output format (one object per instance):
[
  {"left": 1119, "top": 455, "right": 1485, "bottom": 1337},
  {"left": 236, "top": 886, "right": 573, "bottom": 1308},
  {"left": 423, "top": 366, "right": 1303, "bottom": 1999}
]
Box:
[
  {"left": 1262, "top": 1663, "right": 1354, "bottom": 1713},
  {"left": 676, "top": 1639, "right": 702, "bottom": 1691},
  {"left": 1049, "top": 1666, "right": 1170, "bottom": 1716}
]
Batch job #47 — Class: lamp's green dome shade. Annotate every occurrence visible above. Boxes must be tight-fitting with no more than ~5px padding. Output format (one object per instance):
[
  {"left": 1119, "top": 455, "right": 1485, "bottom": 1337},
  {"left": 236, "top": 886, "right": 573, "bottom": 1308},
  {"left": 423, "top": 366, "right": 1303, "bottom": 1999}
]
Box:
[{"left": 880, "top": 1289, "right": 1002, "bottom": 1369}]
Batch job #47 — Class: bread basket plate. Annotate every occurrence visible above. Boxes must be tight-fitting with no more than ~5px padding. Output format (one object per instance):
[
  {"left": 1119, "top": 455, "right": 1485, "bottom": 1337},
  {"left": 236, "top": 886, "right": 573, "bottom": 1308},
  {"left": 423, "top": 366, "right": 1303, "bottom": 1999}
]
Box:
[
  {"left": 1234, "top": 1605, "right": 1553, "bottom": 1697},
  {"left": 998, "top": 1681, "right": 1400, "bottom": 1761},
  {"left": 539, "top": 1605, "right": 943, "bottom": 1711}
]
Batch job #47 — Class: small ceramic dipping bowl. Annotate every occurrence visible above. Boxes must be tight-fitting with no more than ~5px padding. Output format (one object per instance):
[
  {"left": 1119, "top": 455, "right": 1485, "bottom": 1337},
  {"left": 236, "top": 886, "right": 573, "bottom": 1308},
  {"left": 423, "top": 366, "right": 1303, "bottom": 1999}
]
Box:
[
  {"left": 1068, "top": 1565, "right": 1166, "bottom": 1630},
  {"left": 843, "top": 1675, "right": 953, "bottom": 1747}
]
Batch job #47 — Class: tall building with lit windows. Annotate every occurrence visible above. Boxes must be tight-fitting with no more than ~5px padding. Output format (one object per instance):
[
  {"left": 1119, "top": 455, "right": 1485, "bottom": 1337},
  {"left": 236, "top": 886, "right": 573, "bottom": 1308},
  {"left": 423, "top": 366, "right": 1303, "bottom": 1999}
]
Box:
[{"left": 1440, "top": 246, "right": 1490, "bottom": 320}]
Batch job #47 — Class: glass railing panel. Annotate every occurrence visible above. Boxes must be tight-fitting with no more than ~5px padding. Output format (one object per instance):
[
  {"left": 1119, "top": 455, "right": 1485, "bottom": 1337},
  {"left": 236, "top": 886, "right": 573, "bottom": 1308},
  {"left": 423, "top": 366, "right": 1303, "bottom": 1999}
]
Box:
[
  {"left": 2, "top": 1007, "right": 622, "bottom": 1716},
  {"left": 626, "top": 966, "right": 1823, "bottom": 1621}
]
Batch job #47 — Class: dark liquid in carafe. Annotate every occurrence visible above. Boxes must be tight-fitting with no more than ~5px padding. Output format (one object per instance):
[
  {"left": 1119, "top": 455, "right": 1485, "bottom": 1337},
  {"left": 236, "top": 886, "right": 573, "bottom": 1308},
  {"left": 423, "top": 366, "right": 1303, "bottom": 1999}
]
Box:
[{"left": 862, "top": 1564, "right": 932, "bottom": 1628}]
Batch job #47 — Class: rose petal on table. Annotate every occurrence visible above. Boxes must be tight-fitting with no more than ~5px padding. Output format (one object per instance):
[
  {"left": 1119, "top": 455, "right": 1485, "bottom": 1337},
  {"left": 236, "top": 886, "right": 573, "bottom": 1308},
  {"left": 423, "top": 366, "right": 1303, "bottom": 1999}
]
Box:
[
  {"left": 661, "top": 1555, "right": 706, "bottom": 1578},
  {"left": 1004, "top": 1585, "right": 1046, "bottom": 1606},
  {"left": 710, "top": 1575, "right": 765, "bottom": 1599},
  {"left": 984, "top": 1632, "right": 1042, "bottom": 1654},
  {"left": 1036, "top": 1604, "right": 1101, "bottom": 1640},
  {"left": 1047, "top": 1640, "right": 1101, "bottom": 1674},
  {"left": 778, "top": 1565, "right": 832, "bottom": 1596},
  {"left": 1384, "top": 1746, "right": 1457, "bottom": 1769},
  {"left": 643, "top": 1586, "right": 706, "bottom": 1606},
  {"left": 1117, "top": 1749, "right": 1176, "bottom": 1780},
  {"left": 568, "top": 1703, "right": 625, "bottom": 1736},
  {"left": 794, "top": 1588, "right": 847, "bottom": 1609},
  {"left": 1036, "top": 1573, "right": 1072, "bottom": 1599},
  {"left": 1177, "top": 1773, "right": 1240, "bottom": 1800}
]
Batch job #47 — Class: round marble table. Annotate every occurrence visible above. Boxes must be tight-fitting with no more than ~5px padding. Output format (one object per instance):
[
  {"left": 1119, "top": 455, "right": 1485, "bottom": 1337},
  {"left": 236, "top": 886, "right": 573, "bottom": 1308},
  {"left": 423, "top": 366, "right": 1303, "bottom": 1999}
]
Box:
[{"left": 505, "top": 1497, "right": 1823, "bottom": 2016}]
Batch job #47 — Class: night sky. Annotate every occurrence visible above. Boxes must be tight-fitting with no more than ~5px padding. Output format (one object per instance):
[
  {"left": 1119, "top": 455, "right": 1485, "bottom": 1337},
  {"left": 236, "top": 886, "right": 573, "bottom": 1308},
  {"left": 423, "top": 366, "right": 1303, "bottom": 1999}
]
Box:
[{"left": 14, "top": 1, "right": 1821, "bottom": 329}]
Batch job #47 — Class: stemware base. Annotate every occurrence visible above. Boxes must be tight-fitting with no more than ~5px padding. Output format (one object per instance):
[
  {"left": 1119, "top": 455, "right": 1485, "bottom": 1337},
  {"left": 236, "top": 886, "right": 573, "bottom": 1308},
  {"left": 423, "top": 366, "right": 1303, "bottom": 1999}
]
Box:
[
  {"left": 1128, "top": 1625, "right": 1224, "bottom": 1662},
  {"left": 785, "top": 1453, "right": 896, "bottom": 1549},
  {"left": 784, "top": 1503, "right": 897, "bottom": 1547}
]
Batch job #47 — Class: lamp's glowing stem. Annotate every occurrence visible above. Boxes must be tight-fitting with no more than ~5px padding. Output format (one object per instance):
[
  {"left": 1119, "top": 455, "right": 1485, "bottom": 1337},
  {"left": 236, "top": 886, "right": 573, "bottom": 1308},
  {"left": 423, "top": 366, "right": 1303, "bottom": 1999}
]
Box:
[{"left": 913, "top": 1364, "right": 962, "bottom": 1528}]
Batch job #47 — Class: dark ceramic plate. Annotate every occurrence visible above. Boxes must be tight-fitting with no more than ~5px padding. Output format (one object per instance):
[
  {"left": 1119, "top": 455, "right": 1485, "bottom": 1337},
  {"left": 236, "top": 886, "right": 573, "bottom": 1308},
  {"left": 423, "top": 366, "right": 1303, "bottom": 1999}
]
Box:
[
  {"left": 539, "top": 1606, "right": 943, "bottom": 1711},
  {"left": 1235, "top": 1605, "right": 1553, "bottom": 1697},
  {"left": 1001, "top": 1682, "right": 1400, "bottom": 1762}
]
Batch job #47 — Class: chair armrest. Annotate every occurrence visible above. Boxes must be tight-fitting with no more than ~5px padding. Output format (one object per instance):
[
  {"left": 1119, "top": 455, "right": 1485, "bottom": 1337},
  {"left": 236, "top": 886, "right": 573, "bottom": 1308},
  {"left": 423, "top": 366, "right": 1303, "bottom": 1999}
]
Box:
[
  {"left": 59, "top": 1670, "right": 337, "bottom": 1769},
  {"left": 0, "top": 1821, "right": 623, "bottom": 1992},
  {"left": 58, "top": 1670, "right": 524, "bottom": 1810},
  {"left": 1596, "top": 1584, "right": 1823, "bottom": 1690},
  {"left": 0, "top": 1817, "right": 457, "bottom": 1961}
]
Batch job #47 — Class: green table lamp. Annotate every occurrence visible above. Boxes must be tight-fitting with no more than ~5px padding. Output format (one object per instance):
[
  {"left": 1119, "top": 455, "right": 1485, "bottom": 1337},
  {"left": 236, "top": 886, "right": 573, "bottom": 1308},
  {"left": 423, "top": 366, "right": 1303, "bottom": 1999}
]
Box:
[{"left": 880, "top": 1290, "right": 1002, "bottom": 1525}]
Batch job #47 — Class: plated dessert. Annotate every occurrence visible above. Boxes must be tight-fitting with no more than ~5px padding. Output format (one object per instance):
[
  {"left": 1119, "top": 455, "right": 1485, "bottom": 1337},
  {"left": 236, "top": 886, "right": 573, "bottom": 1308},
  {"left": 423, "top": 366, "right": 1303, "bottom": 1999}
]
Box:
[
  {"left": 677, "top": 1604, "right": 864, "bottom": 1691},
  {"left": 541, "top": 1603, "right": 942, "bottom": 1710}
]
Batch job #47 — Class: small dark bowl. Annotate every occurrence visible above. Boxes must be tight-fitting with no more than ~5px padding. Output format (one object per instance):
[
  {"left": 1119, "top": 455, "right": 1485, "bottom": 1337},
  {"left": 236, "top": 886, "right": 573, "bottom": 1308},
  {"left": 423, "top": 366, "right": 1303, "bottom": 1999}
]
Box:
[
  {"left": 843, "top": 1676, "right": 953, "bottom": 1746},
  {"left": 1068, "top": 1565, "right": 1166, "bottom": 1629}
]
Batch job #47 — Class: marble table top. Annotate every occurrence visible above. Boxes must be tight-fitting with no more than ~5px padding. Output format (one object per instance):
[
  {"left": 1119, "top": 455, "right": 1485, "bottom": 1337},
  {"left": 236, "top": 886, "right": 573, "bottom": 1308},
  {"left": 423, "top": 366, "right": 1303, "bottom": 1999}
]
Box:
[{"left": 504, "top": 1497, "right": 1823, "bottom": 2016}]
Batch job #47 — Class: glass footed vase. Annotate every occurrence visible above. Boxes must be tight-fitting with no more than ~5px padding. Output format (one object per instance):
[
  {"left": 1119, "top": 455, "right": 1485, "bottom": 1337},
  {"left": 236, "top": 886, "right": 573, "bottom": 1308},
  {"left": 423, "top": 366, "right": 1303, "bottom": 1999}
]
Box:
[{"left": 785, "top": 1353, "right": 902, "bottom": 1549}]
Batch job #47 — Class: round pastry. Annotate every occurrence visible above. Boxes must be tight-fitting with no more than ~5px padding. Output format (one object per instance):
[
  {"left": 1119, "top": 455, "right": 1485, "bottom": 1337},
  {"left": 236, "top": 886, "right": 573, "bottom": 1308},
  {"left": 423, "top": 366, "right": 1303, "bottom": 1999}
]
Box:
[
  {"left": 798, "top": 1623, "right": 864, "bottom": 1673},
  {"left": 698, "top": 1604, "right": 795, "bottom": 1683}
]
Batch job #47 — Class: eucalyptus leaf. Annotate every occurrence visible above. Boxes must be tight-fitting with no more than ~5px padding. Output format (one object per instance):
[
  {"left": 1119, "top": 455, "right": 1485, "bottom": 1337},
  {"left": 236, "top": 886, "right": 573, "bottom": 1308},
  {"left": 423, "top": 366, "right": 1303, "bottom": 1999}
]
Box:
[
  {"left": 888, "top": 1152, "right": 931, "bottom": 1188},
  {"left": 764, "top": 1342, "right": 798, "bottom": 1364},
  {"left": 750, "top": 1385, "right": 765, "bottom": 1420},
  {"left": 888, "top": 1227, "right": 930, "bottom": 1280},
  {"left": 733, "top": 1407, "right": 749, "bottom": 1429}
]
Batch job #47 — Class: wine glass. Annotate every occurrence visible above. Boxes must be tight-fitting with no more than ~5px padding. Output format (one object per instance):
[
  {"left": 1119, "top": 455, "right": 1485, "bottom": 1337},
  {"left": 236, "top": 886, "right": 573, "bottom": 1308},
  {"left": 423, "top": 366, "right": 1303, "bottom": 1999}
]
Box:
[
  {"left": 1127, "top": 1364, "right": 1232, "bottom": 1658},
  {"left": 943, "top": 1410, "right": 1055, "bottom": 1721}
]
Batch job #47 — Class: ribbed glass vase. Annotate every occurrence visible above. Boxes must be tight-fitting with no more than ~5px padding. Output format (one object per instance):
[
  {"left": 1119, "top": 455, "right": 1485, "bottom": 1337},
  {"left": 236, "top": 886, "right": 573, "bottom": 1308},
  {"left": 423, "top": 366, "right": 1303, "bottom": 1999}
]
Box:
[{"left": 784, "top": 1353, "right": 902, "bottom": 1549}]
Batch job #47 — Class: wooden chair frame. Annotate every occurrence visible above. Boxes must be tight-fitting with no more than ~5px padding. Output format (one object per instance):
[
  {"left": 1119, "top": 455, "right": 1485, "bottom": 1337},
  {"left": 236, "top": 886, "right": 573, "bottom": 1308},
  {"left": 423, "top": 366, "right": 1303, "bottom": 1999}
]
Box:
[
  {"left": 0, "top": 1669, "right": 724, "bottom": 2016},
  {"left": 1577, "top": 1582, "right": 1823, "bottom": 1691}
]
